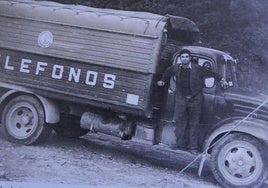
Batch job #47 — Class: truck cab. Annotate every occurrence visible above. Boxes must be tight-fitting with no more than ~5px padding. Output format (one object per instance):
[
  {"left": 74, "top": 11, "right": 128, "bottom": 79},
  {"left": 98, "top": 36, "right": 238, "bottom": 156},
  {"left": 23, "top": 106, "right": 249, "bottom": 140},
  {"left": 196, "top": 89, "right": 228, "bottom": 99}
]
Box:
[
  {"left": 156, "top": 45, "right": 238, "bottom": 148},
  {"left": 154, "top": 46, "right": 268, "bottom": 188}
]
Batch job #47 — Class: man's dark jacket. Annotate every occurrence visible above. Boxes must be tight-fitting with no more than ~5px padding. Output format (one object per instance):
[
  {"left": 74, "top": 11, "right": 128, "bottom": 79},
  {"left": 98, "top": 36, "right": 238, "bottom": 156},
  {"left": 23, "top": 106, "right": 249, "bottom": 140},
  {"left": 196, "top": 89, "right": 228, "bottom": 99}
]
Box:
[{"left": 160, "top": 63, "right": 222, "bottom": 99}]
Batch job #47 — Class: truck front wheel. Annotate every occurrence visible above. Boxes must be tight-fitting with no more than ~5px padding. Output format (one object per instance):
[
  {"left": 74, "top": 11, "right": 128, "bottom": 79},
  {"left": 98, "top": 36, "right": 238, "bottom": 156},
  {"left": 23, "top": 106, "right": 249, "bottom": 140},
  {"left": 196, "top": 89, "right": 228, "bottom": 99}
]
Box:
[
  {"left": 210, "top": 133, "right": 267, "bottom": 188},
  {"left": 0, "top": 95, "right": 52, "bottom": 145}
]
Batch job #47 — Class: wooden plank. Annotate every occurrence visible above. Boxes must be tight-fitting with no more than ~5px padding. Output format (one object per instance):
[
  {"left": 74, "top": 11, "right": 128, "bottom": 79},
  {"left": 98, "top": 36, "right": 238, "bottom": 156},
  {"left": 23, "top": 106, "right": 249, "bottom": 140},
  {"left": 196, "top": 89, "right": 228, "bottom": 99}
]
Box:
[
  {"left": 0, "top": 35, "right": 153, "bottom": 63},
  {"left": 0, "top": 38, "right": 153, "bottom": 72},
  {"left": 0, "top": 45, "right": 153, "bottom": 70},
  {"left": 0, "top": 16, "right": 155, "bottom": 49},
  {"left": 0, "top": 18, "right": 155, "bottom": 53},
  {"left": 0, "top": 26, "right": 154, "bottom": 60}
]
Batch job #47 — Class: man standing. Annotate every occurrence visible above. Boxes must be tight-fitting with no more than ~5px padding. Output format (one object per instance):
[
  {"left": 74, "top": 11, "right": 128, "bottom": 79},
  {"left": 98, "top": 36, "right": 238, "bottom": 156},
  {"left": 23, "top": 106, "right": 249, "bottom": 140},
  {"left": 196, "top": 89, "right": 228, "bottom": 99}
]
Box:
[{"left": 157, "top": 49, "right": 227, "bottom": 154}]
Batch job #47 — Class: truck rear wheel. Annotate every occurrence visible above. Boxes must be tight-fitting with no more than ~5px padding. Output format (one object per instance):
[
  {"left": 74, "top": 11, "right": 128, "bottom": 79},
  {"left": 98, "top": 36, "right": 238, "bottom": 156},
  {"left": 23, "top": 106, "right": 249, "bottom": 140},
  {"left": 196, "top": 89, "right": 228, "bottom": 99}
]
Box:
[
  {"left": 210, "top": 133, "right": 267, "bottom": 188},
  {"left": 1, "top": 95, "right": 52, "bottom": 145},
  {"left": 53, "top": 114, "right": 89, "bottom": 138}
]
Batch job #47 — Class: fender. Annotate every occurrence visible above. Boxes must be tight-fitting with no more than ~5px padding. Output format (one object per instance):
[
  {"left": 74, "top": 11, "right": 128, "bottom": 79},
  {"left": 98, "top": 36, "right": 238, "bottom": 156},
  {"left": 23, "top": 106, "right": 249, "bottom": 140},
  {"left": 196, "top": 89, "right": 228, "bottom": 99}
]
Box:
[
  {"left": 0, "top": 89, "right": 60, "bottom": 124},
  {"left": 197, "top": 117, "right": 268, "bottom": 177},
  {"left": 203, "top": 117, "right": 268, "bottom": 152},
  {"left": 36, "top": 95, "right": 60, "bottom": 124}
]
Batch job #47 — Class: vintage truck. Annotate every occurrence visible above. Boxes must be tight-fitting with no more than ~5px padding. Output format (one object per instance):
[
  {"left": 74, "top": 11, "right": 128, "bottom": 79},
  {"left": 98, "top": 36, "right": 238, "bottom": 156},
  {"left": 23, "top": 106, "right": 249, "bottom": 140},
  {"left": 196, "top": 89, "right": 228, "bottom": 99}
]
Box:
[{"left": 0, "top": 0, "right": 268, "bottom": 188}]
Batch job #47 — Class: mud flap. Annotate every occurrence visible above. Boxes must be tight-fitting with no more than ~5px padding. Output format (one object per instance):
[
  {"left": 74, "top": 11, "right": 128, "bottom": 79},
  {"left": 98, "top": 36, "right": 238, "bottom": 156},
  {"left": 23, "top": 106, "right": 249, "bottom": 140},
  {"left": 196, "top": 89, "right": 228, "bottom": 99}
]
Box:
[{"left": 198, "top": 152, "right": 209, "bottom": 176}]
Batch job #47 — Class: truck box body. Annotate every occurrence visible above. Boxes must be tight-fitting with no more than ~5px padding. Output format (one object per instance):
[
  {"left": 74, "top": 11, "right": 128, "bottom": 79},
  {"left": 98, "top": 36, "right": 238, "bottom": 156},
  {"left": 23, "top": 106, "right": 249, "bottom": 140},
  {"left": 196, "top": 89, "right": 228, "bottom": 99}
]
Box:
[{"left": 0, "top": 0, "right": 172, "bottom": 117}]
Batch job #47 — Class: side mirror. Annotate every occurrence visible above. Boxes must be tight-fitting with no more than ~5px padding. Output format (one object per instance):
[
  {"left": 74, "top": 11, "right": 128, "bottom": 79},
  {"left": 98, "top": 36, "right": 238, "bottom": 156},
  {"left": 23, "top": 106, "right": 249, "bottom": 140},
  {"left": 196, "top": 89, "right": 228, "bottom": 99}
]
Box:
[{"left": 204, "top": 77, "right": 215, "bottom": 88}]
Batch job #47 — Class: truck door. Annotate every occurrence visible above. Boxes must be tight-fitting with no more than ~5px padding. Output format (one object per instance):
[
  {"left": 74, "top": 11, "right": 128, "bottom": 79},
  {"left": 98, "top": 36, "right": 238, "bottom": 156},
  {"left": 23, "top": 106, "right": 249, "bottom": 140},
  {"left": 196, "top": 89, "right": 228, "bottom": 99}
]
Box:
[
  {"left": 194, "top": 56, "right": 218, "bottom": 123},
  {"left": 192, "top": 56, "right": 220, "bottom": 143}
]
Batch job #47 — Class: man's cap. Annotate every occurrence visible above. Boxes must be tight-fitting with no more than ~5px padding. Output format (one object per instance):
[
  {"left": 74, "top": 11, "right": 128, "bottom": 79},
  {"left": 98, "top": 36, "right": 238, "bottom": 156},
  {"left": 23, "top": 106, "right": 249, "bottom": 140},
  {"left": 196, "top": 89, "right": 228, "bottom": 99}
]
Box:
[{"left": 179, "top": 49, "right": 191, "bottom": 56}]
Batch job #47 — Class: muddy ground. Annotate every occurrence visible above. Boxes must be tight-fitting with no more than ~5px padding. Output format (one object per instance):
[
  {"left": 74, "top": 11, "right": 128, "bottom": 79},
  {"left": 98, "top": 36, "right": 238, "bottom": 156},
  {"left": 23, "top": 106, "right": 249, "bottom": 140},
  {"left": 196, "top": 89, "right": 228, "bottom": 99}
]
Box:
[
  {"left": 0, "top": 133, "right": 268, "bottom": 188},
  {"left": 0, "top": 131, "right": 221, "bottom": 188},
  {"left": 0, "top": 131, "right": 222, "bottom": 188}
]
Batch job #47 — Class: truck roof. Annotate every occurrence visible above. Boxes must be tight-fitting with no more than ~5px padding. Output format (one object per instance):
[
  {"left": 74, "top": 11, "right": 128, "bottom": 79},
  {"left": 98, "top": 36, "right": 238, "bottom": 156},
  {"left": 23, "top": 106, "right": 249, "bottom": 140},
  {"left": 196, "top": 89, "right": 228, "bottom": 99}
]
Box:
[
  {"left": 0, "top": 0, "right": 166, "bottom": 37},
  {"left": 0, "top": 0, "right": 199, "bottom": 38}
]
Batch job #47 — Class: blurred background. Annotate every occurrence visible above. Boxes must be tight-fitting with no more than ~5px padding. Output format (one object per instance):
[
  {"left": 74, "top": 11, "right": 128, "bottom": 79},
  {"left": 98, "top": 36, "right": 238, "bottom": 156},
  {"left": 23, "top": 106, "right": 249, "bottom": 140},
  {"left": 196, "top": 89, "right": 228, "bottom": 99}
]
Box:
[{"left": 45, "top": 0, "right": 268, "bottom": 92}]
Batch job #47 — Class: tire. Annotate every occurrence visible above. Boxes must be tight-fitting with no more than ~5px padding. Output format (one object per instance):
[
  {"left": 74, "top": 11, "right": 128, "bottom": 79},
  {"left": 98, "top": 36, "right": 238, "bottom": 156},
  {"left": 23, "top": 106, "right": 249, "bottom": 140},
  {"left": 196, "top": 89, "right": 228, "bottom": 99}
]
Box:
[
  {"left": 1, "top": 95, "right": 52, "bottom": 145},
  {"left": 210, "top": 133, "right": 267, "bottom": 188},
  {"left": 53, "top": 114, "right": 89, "bottom": 138}
]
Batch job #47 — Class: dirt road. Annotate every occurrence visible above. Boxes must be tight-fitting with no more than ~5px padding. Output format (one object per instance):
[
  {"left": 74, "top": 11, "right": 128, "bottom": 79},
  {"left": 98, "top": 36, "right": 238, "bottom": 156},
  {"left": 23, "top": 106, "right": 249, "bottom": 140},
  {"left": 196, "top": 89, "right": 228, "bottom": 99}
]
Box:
[{"left": 0, "top": 132, "right": 220, "bottom": 188}]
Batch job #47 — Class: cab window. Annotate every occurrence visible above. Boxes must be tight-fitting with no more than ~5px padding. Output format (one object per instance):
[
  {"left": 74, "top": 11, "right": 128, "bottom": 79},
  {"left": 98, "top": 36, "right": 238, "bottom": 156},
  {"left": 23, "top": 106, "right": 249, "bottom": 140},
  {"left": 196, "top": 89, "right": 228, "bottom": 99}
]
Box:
[{"left": 175, "top": 55, "right": 214, "bottom": 71}]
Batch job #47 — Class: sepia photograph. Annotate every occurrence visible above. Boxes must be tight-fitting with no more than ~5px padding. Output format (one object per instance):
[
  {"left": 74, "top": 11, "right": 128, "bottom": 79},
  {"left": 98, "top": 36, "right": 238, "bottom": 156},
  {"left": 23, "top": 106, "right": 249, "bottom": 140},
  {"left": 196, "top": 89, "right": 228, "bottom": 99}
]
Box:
[{"left": 0, "top": 0, "right": 268, "bottom": 187}]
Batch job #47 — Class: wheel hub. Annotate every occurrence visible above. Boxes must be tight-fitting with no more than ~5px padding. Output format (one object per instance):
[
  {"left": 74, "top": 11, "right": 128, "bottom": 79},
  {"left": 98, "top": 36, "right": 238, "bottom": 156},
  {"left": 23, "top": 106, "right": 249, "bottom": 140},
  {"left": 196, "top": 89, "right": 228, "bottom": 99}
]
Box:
[
  {"left": 237, "top": 160, "right": 244, "bottom": 166},
  {"left": 21, "top": 115, "right": 32, "bottom": 125},
  {"left": 225, "top": 147, "right": 256, "bottom": 178},
  {"left": 6, "top": 104, "right": 38, "bottom": 139},
  {"left": 223, "top": 146, "right": 258, "bottom": 180}
]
